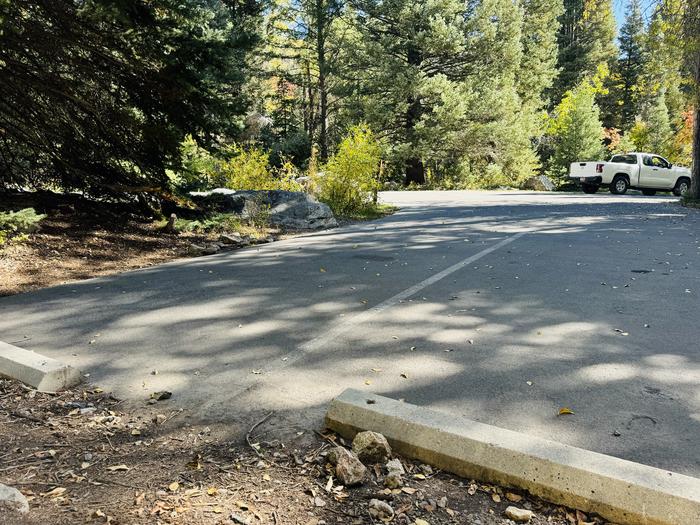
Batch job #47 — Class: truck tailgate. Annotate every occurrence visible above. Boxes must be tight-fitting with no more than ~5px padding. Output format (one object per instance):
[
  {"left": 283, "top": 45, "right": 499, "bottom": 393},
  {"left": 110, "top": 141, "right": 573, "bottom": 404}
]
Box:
[{"left": 569, "top": 162, "right": 600, "bottom": 178}]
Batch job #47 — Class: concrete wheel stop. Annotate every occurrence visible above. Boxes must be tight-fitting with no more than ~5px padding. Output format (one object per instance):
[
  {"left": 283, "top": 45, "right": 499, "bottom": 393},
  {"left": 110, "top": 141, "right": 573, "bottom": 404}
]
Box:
[
  {"left": 325, "top": 388, "right": 700, "bottom": 525},
  {"left": 0, "top": 341, "right": 81, "bottom": 392}
]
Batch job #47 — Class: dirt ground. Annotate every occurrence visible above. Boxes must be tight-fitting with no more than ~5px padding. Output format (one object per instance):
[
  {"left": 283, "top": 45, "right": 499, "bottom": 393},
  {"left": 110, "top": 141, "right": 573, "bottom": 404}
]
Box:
[
  {"left": 0, "top": 379, "right": 602, "bottom": 525},
  {"left": 0, "top": 193, "right": 288, "bottom": 297}
]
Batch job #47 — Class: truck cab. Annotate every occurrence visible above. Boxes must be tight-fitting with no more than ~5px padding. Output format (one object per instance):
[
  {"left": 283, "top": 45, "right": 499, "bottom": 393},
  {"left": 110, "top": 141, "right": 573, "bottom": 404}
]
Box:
[{"left": 570, "top": 152, "right": 691, "bottom": 196}]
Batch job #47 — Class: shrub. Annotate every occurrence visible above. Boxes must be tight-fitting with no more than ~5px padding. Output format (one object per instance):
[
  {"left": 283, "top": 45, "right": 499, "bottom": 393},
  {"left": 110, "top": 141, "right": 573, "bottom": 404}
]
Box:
[
  {"left": 314, "top": 125, "right": 381, "bottom": 216},
  {"left": 172, "top": 136, "right": 302, "bottom": 194},
  {"left": 0, "top": 208, "right": 45, "bottom": 246}
]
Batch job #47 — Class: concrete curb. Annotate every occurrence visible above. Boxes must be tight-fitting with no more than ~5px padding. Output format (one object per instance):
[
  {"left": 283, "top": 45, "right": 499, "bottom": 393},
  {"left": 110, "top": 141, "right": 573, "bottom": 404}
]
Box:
[
  {"left": 325, "top": 388, "right": 700, "bottom": 525},
  {"left": 0, "top": 341, "right": 81, "bottom": 392}
]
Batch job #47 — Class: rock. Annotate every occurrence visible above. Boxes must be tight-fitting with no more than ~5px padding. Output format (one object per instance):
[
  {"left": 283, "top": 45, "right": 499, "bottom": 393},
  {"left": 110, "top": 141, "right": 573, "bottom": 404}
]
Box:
[
  {"left": 504, "top": 506, "right": 534, "bottom": 523},
  {"left": 368, "top": 499, "right": 394, "bottom": 521},
  {"left": 522, "top": 174, "right": 555, "bottom": 192},
  {"left": 352, "top": 431, "right": 391, "bottom": 464},
  {"left": 335, "top": 450, "right": 367, "bottom": 486},
  {"left": 154, "top": 414, "right": 167, "bottom": 425},
  {"left": 437, "top": 496, "right": 447, "bottom": 508},
  {"left": 384, "top": 458, "right": 405, "bottom": 487},
  {"left": 230, "top": 512, "right": 252, "bottom": 524},
  {"left": 219, "top": 233, "right": 242, "bottom": 245},
  {"left": 327, "top": 446, "right": 352, "bottom": 466},
  {"left": 384, "top": 472, "right": 402, "bottom": 488},
  {"left": 188, "top": 243, "right": 220, "bottom": 256},
  {"left": 385, "top": 458, "right": 405, "bottom": 475},
  {"left": 505, "top": 492, "right": 523, "bottom": 503},
  {"left": 0, "top": 484, "right": 29, "bottom": 514},
  {"left": 189, "top": 189, "right": 337, "bottom": 230}
]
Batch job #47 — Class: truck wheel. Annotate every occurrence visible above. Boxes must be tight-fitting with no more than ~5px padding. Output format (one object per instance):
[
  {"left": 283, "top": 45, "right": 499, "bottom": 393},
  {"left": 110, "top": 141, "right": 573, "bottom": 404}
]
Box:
[
  {"left": 642, "top": 189, "right": 657, "bottom": 196},
  {"left": 582, "top": 184, "right": 599, "bottom": 194},
  {"left": 610, "top": 176, "right": 629, "bottom": 195},
  {"left": 673, "top": 178, "right": 690, "bottom": 196}
]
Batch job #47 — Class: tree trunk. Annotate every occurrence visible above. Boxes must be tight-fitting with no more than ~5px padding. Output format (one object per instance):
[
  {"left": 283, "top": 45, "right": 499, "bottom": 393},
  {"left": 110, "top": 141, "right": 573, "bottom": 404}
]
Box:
[
  {"left": 404, "top": 44, "right": 424, "bottom": 185},
  {"left": 316, "top": 0, "right": 329, "bottom": 161},
  {"left": 690, "top": 105, "right": 700, "bottom": 200},
  {"left": 405, "top": 157, "right": 425, "bottom": 185},
  {"left": 687, "top": 0, "right": 700, "bottom": 200}
]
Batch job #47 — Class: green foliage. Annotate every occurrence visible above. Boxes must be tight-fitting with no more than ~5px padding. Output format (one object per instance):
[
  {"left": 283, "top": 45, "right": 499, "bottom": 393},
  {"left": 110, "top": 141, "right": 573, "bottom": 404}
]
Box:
[
  {"left": 313, "top": 125, "right": 381, "bottom": 216},
  {"left": 615, "top": 0, "right": 647, "bottom": 129},
  {"left": 171, "top": 136, "right": 302, "bottom": 194},
  {"left": 0, "top": 208, "right": 45, "bottom": 233},
  {"left": 173, "top": 209, "right": 270, "bottom": 237},
  {"left": 0, "top": 208, "right": 45, "bottom": 246},
  {"left": 553, "top": 0, "right": 618, "bottom": 101},
  {"left": 219, "top": 145, "right": 302, "bottom": 191},
  {"left": 628, "top": 90, "right": 674, "bottom": 156},
  {"left": 0, "top": 0, "right": 261, "bottom": 194},
  {"left": 546, "top": 79, "right": 605, "bottom": 180}
]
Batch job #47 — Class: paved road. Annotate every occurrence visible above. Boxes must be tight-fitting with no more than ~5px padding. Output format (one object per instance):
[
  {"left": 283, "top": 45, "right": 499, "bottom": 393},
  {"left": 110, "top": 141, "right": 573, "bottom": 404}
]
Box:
[{"left": 1, "top": 191, "right": 699, "bottom": 476}]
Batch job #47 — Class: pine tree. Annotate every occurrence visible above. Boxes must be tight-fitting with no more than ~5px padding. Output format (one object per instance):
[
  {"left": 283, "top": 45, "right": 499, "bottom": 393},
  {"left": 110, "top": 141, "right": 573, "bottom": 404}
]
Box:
[
  {"left": 646, "top": 90, "right": 674, "bottom": 156},
  {"left": 547, "top": 79, "right": 605, "bottom": 180},
  {"left": 0, "top": 0, "right": 261, "bottom": 193},
  {"left": 344, "top": 0, "right": 534, "bottom": 186},
  {"left": 552, "top": 0, "right": 617, "bottom": 103},
  {"left": 617, "top": 0, "right": 647, "bottom": 129},
  {"left": 519, "top": 0, "right": 564, "bottom": 108}
]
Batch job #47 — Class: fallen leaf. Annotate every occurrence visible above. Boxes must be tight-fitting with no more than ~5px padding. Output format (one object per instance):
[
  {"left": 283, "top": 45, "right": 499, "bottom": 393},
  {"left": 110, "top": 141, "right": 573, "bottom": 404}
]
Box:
[
  {"left": 401, "top": 487, "right": 417, "bottom": 495},
  {"left": 168, "top": 482, "right": 179, "bottom": 492},
  {"left": 491, "top": 493, "right": 501, "bottom": 503},
  {"left": 263, "top": 473, "right": 271, "bottom": 481},
  {"left": 41, "top": 487, "right": 66, "bottom": 498},
  {"left": 467, "top": 483, "right": 477, "bottom": 495},
  {"left": 364, "top": 379, "right": 371, "bottom": 385},
  {"left": 505, "top": 492, "right": 522, "bottom": 502},
  {"left": 413, "top": 473, "right": 426, "bottom": 480},
  {"left": 558, "top": 407, "right": 575, "bottom": 416},
  {"left": 319, "top": 267, "right": 326, "bottom": 273},
  {"left": 371, "top": 368, "right": 382, "bottom": 373}
]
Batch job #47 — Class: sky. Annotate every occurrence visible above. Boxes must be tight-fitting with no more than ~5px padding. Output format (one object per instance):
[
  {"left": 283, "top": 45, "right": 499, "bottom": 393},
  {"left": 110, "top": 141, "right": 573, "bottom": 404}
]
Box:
[{"left": 613, "top": 0, "right": 660, "bottom": 28}]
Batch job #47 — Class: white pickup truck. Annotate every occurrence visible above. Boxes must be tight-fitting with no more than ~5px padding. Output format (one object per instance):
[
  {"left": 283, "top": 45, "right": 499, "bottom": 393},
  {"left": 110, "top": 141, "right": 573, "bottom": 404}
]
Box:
[{"left": 569, "top": 152, "right": 691, "bottom": 196}]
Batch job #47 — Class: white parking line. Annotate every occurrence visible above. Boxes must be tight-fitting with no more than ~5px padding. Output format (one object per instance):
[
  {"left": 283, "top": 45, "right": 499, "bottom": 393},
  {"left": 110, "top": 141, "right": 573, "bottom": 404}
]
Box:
[{"left": 231, "top": 231, "right": 527, "bottom": 395}]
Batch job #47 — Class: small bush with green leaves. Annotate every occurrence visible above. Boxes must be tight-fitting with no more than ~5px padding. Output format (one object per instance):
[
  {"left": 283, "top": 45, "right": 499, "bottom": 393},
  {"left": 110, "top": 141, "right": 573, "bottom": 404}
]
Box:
[
  {"left": 219, "top": 144, "right": 301, "bottom": 191},
  {"left": 313, "top": 125, "right": 381, "bottom": 216},
  {"left": 171, "top": 136, "right": 303, "bottom": 195},
  {"left": 0, "top": 208, "right": 46, "bottom": 245}
]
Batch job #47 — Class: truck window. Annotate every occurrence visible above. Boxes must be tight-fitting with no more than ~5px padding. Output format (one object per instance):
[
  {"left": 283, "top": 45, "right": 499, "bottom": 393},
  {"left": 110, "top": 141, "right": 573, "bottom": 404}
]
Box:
[
  {"left": 643, "top": 156, "right": 653, "bottom": 166},
  {"left": 651, "top": 156, "right": 670, "bottom": 169},
  {"left": 611, "top": 154, "right": 637, "bottom": 164}
]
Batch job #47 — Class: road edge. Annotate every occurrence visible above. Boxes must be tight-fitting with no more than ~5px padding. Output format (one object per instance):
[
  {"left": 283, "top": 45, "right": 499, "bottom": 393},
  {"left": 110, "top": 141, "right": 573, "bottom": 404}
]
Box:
[{"left": 325, "top": 388, "right": 700, "bottom": 525}]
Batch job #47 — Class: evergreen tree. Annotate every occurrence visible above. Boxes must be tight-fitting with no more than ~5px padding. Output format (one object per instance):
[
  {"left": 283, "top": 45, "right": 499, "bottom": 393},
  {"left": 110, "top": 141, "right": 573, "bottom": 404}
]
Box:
[
  {"left": 617, "top": 0, "right": 647, "bottom": 129},
  {"left": 547, "top": 79, "right": 605, "bottom": 180},
  {"left": 646, "top": 90, "right": 674, "bottom": 156},
  {"left": 0, "top": 0, "right": 261, "bottom": 195},
  {"left": 552, "top": 0, "right": 617, "bottom": 103},
  {"left": 519, "top": 0, "right": 563, "bottom": 108},
  {"left": 345, "top": 0, "right": 534, "bottom": 185}
]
